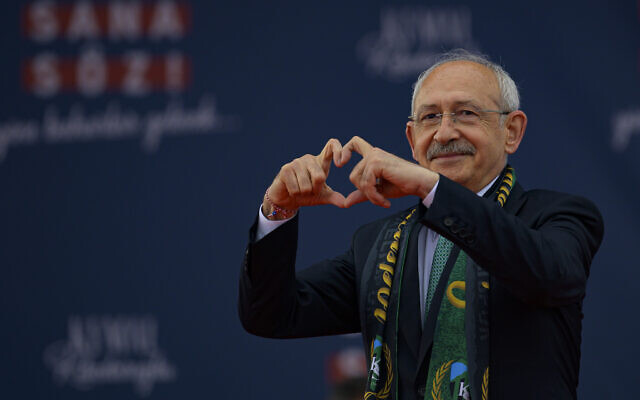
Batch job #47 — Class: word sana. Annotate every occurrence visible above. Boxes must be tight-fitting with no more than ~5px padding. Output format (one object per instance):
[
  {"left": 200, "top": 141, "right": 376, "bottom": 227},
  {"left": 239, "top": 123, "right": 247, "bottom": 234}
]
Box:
[{"left": 23, "top": 1, "right": 189, "bottom": 42}]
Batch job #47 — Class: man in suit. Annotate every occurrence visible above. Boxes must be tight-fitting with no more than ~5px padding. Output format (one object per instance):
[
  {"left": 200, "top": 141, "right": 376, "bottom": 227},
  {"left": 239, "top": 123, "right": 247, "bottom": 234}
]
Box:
[{"left": 239, "top": 51, "right": 603, "bottom": 399}]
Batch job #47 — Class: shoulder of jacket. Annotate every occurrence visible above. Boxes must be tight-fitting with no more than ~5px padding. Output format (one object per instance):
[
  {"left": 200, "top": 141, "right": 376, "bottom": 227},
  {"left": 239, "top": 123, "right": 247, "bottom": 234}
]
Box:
[{"left": 523, "top": 188, "right": 598, "bottom": 208}]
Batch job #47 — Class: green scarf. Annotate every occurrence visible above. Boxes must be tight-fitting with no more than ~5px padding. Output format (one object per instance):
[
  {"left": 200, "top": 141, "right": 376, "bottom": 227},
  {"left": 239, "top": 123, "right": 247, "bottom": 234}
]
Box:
[
  {"left": 364, "top": 207, "right": 417, "bottom": 399},
  {"left": 425, "top": 166, "right": 515, "bottom": 400},
  {"left": 364, "top": 166, "right": 516, "bottom": 400}
]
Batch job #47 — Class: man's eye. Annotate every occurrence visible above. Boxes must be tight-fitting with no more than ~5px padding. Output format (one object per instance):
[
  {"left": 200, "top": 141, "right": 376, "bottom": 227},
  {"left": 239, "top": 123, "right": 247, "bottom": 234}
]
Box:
[
  {"left": 421, "top": 113, "right": 438, "bottom": 121},
  {"left": 458, "top": 109, "right": 478, "bottom": 117}
]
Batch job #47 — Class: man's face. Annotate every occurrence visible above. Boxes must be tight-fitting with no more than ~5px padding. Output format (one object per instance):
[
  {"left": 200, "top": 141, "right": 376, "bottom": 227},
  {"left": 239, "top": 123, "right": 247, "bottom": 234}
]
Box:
[{"left": 406, "top": 61, "right": 516, "bottom": 193}]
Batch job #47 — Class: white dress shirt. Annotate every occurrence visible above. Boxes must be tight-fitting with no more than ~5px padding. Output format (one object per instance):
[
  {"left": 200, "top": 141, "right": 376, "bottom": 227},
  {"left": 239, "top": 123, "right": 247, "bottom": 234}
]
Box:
[{"left": 255, "top": 175, "right": 498, "bottom": 324}]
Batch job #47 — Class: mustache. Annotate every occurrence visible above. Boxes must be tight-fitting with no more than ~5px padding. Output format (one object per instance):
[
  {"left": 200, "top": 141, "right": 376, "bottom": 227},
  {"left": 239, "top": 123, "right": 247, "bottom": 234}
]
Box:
[{"left": 427, "top": 140, "right": 477, "bottom": 161}]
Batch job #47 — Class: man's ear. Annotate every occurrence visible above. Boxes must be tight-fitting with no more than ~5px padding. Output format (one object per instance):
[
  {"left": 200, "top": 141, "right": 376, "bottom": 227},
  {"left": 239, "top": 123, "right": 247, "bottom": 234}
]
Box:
[
  {"left": 504, "top": 110, "right": 527, "bottom": 155},
  {"left": 406, "top": 122, "right": 417, "bottom": 161}
]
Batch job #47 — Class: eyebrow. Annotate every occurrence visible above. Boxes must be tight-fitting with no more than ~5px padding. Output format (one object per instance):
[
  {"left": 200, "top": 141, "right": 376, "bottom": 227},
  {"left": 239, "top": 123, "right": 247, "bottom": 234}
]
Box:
[{"left": 415, "top": 100, "right": 482, "bottom": 114}]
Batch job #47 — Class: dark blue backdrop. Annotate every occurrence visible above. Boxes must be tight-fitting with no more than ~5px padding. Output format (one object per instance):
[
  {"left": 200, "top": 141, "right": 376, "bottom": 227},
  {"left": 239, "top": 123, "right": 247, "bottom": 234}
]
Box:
[{"left": 1, "top": 0, "right": 639, "bottom": 398}]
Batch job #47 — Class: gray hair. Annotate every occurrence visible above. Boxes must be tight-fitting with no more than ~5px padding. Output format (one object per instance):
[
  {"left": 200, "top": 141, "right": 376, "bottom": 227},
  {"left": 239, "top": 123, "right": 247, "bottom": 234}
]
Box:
[{"left": 410, "top": 49, "right": 520, "bottom": 117}]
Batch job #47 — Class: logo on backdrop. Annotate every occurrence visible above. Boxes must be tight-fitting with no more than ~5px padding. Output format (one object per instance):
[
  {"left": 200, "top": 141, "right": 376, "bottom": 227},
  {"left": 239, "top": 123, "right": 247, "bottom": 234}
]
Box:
[
  {"left": 0, "top": 1, "right": 237, "bottom": 162},
  {"left": 610, "top": 10, "right": 640, "bottom": 152},
  {"left": 43, "top": 315, "right": 176, "bottom": 397},
  {"left": 612, "top": 109, "right": 640, "bottom": 152},
  {"left": 357, "top": 7, "right": 479, "bottom": 82}
]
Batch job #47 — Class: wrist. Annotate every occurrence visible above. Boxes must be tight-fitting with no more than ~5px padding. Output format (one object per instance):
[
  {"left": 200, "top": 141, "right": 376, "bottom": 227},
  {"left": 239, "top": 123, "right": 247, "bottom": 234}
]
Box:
[
  {"left": 417, "top": 170, "right": 440, "bottom": 199},
  {"left": 263, "top": 189, "right": 298, "bottom": 220}
]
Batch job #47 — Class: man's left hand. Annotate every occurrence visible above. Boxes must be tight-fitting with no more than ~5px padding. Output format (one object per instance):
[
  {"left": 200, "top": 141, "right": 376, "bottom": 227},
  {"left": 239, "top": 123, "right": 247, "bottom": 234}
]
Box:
[{"left": 339, "top": 136, "right": 439, "bottom": 208}]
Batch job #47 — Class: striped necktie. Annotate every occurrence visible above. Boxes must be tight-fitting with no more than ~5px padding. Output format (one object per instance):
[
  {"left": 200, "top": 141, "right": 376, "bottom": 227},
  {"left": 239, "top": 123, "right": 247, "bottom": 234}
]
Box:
[{"left": 424, "top": 235, "right": 454, "bottom": 316}]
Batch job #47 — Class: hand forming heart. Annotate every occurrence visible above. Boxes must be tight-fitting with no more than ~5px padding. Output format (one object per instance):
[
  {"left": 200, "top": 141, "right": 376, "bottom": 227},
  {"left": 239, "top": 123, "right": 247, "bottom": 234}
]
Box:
[{"left": 262, "top": 136, "right": 439, "bottom": 219}]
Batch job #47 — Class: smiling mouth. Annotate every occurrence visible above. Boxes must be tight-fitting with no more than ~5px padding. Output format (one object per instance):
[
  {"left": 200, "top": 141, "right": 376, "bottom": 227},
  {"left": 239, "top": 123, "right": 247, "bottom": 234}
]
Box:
[{"left": 430, "top": 152, "right": 470, "bottom": 161}]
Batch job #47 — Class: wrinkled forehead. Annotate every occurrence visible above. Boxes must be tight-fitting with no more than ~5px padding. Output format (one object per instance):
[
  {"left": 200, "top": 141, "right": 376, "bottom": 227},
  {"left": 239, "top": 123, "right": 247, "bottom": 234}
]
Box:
[{"left": 415, "top": 61, "right": 502, "bottom": 110}]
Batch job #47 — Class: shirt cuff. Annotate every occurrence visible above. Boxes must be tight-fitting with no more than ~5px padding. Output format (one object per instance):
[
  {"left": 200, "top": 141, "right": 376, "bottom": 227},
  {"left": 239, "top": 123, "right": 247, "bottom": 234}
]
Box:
[
  {"left": 255, "top": 204, "right": 295, "bottom": 241},
  {"left": 422, "top": 178, "right": 440, "bottom": 208}
]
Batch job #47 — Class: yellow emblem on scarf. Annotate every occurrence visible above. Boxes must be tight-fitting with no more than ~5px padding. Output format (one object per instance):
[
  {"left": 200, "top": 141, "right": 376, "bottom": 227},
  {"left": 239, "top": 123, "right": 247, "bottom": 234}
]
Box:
[{"left": 446, "top": 281, "right": 466, "bottom": 309}]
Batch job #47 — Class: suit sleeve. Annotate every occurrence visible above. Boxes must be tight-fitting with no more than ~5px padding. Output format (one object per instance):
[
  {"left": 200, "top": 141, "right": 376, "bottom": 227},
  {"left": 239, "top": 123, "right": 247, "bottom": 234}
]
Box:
[
  {"left": 238, "top": 214, "right": 360, "bottom": 338},
  {"left": 424, "top": 176, "right": 604, "bottom": 307}
]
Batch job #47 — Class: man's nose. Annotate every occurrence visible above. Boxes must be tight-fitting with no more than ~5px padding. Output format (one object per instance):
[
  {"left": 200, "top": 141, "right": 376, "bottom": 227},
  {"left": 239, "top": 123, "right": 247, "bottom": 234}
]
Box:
[{"left": 433, "top": 114, "right": 460, "bottom": 144}]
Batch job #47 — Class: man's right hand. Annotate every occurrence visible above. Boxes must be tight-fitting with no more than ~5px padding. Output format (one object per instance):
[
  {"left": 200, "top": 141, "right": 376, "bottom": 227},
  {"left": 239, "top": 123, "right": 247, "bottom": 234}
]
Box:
[{"left": 262, "top": 138, "right": 347, "bottom": 219}]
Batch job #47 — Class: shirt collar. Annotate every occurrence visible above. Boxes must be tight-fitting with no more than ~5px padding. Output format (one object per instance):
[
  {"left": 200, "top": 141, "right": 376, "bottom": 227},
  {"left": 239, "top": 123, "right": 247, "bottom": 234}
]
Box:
[{"left": 476, "top": 174, "right": 500, "bottom": 197}]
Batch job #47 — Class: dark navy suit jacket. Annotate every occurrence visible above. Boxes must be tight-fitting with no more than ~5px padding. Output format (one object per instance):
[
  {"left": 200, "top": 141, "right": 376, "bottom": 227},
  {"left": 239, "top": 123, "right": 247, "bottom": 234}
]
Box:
[{"left": 239, "top": 176, "right": 604, "bottom": 400}]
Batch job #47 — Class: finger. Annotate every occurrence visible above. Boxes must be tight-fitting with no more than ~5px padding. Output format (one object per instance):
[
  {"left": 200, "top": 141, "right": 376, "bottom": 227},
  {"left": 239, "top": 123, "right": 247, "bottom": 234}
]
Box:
[
  {"left": 359, "top": 163, "right": 390, "bottom": 208},
  {"left": 344, "top": 190, "right": 369, "bottom": 208},
  {"left": 348, "top": 158, "right": 366, "bottom": 188},
  {"left": 348, "top": 158, "right": 374, "bottom": 203},
  {"left": 318, "top": 138, "right": 342, "bottom": 171},
  {"left": 279, "top": 165, "right": 300, "bottom": 198},
  {"left": 293, "top": 160, "right": 314, "bottom": 195},
  {"left": 348, "top": 159, "right": 389, "bottom": 208},
  {"left": 341, "top": 136, "right": 373, "bottom": 166},
  {"left": 329, "top": 139, "right": 343, "bottom": 167},
  {"left": 307, "top": 158, "right": 327, "bottom": 194}
]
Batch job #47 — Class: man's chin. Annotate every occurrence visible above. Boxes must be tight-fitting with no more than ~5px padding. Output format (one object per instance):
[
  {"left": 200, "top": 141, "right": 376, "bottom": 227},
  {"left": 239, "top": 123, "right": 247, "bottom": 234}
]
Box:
[{"left": 426, "top": 157, "right": 472, "bottom": 183}]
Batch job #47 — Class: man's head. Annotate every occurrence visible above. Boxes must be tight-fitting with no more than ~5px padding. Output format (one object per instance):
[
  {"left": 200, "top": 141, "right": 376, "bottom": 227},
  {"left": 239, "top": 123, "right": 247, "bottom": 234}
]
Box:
[{"left": 405, "top": 50, "right": 527, "bottom": 193}]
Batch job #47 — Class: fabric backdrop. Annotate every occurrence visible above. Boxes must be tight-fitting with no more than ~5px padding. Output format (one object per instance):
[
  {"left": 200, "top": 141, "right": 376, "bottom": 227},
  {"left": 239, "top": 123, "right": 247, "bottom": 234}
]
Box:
[{"left": 1, "top": 0, "right": 638, "bottom": 398}]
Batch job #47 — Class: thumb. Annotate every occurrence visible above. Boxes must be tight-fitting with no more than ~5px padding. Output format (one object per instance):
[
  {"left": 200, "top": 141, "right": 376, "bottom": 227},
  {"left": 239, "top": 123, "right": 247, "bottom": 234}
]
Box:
[
  {"left": 344, "top": 190, "right": 368, "bottom": 208},
  {"left": 345, "top": 189, "right": 390, "bottom": 208},
  {"left": 320, "top": 185, "right": 346, "bottom": 208}
]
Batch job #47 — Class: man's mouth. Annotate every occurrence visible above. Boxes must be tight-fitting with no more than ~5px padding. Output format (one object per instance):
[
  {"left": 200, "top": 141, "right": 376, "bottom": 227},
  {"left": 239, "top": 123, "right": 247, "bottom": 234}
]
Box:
[
  {"left": 430, "top": 152, "right": 471, "bottom": 161},
  {"left": 432, "top": 153, "right": 469, "bottom": 160}
]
